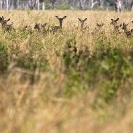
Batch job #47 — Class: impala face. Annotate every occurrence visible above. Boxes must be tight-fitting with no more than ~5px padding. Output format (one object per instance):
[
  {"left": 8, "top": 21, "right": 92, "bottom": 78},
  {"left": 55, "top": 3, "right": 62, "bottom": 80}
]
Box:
[
  {"left": 78, "top": 18, "right": 87, "bottom": 29},
  {"left": 121, "top": 23, "right": 129, "bottom": 31},
  {"left": 34, "top": 23, "right": 41, "bottom": 31},
  {"left": 0, "top": 16, "right": 10, "bottom": 26},
  {"left": 55, "top": 16, "right": 67, "bottom": 29},
  {"left": 0, "top": 16, "right": 15, "bottom": 32},
  {"left": 110, "top": 18, "right": 119, "bottom": 26},
  {"left": 110, "top": 18, "right": 122, "bottom": 33}
]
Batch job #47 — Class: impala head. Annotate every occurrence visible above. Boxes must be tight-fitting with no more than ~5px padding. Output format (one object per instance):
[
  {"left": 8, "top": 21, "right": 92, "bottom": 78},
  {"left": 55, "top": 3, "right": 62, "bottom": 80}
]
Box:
[
  {"left": 0, "top": 16, "right": 10, "bottom": 26},
  {"left": 125, "top": 28, "right": 133, "bottom": 37},
  {"left": 121, "top": 23, "right": 129, "bottom": 31},
  {"left": 55, "top": 16, "right": 67, "bottom": 21},
  {"left": 0, "top": 16, "right": 4, "bottom": 22},
  {"left": 110, "top": 18, "right": 119, "bottom": 26},
  {"left": 78, "top": 18, "right": 87, "bottom": 29},
  {"left": 41, "top": 23, "right": 47, "bottom": 27},
  {"left": 55, "top": 16, "right": 67, "bottom": 29},
  {"left": 0, "top": 16, "right": 14, "bottom": 32},
  {"left": 78, "top": 18, "right": 87, "bottom": 23},
  {"left": 41, "top": 23, "right": 47, "bottom": 31},
  {"left": 34, "top": 23, "right": 40, "bottom": 31},
  {"left": 0, "top": 16, "right": 10, "bottom": 21},
  {"left": 97, "top": 23, "right": 104, "bottom": 27}
]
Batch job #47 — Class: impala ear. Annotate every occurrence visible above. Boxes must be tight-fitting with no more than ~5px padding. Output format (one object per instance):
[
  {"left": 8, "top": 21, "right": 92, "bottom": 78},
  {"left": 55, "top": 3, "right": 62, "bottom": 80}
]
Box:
[
  {"left": 84, "top": 18, "right": 87, "bottom": 21},
  {"left": 55, "top": 16, "right": 59, "bottom": 19},
  {"left": 78, "top": 18, "right": 81, "bottom": 22},
  {"left": 131, "top": 29, "right": 133, "bottom": 32},
  {"left": 97, "top": 23, "right": 100, "bottom": 26},
  {"left": 116, "top": 18, "right": 119, "bottom": 21},
  {"left": 63, "top": 16, "right": 67, "bottom": 19},
  {"left": 7, "top": 18, "right": 10, "bottom": 21},
  {"left": 123, "top": 23, "right": 127, "bottom": 26}
]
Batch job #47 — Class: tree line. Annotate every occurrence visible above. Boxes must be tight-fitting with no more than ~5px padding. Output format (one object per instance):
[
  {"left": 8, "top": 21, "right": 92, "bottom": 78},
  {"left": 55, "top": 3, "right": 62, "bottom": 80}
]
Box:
[{"left": 1, "top": 0, "right": 133, "bottom": 11}]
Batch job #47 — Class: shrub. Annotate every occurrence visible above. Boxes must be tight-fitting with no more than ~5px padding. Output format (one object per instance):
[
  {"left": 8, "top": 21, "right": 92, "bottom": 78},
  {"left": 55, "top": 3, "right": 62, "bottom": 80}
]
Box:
[
  {"left": 56, "top": 4, "right": 71, "bottom": 10},
  {"left": 63, "top": 34, "right": 132, "bottom": 106},
  {"left": 0, "top": 41, "right": 8, "bottom": 72}
]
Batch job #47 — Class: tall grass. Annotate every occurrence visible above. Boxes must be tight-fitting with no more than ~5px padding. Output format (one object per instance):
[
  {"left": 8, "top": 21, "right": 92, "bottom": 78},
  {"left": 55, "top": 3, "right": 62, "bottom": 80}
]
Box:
[{"left": 0, "top": 10, "right": 133, "bottom": 133}]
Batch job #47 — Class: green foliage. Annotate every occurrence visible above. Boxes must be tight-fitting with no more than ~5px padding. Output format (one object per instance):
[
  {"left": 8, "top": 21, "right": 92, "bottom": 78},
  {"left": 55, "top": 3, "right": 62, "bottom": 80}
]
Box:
[
  {"left": 63, "top": 33, "right": 132, "bottom": 106},
  {"left": 64, "top": 70, "right": 82, "bottom": 97},
  {"left": 15, "top": 51, "right": 49, "bottom": 71},
  {"left": 94, "top": 44, "right": 132, "bottom": 105},
  {"left": 45, "top": 3, "right": 53, "bottom": 10},
  {"left": 0, "top": 41, "right": 8, "bottom": 72},
  {"left": 56, "top": 4, "right": 71, "bottom": 10},
  {"left": 63, "top": 36, "right": 78, "bottom": 68}
]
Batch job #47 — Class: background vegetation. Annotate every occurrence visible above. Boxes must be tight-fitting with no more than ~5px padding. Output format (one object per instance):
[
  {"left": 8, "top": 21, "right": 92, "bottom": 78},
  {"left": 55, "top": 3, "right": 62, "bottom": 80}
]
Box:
[{"left": 0, "top": 10, "right": 133, "bottom": 133}]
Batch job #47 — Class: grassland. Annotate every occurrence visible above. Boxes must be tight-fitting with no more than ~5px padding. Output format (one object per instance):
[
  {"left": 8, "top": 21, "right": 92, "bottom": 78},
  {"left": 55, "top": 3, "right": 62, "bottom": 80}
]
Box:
[{"left": 0, "top": 10, "right": 133, "bottom": 133}]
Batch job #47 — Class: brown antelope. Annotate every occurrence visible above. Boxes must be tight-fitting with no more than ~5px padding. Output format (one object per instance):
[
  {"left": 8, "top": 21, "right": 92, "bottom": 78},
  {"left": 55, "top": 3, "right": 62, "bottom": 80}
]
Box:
[
  {"left": 122, "top": 23, "right": 133, "bottom": 37},
  {"left": 34, "top": 23, "right": 48, "bottom": 33},
  {"left": 0, "top": 16, "right": 14, "bottom": 32},
  {"left": 0, "top": 16, "right": 10, "bottom": 26},
  {"left": 78, "top": 18, "right": 88, "bottom": 30},
  {"left": 41, "top": 23, "right": 47, "bottom": 32},
  {"left": 110, "top": 18, "right": 119, "bottom": 25},
  {"left": 127, "top": 29, "right": 133, "bottom": 37},
  {"left": 110, "top": 18, "right": 122, "bottom": 33},
  {"left": 97, "top": 23, "right": 104, "bottom": 29},
  {"left": 3, "top": 22, "right": 15, "bottom": 32},
  {"left": 41, "top": 23, "right": 49, "bottom": 34},
  {"left": 91, "top": 22, "right": 104, "bottom": 35},
  {"left": 51, "top": 16, "right": 67, "bottom": 33},
  {"left": 121, "top": 23, "right": 128, "bottom": 32},
  {"left": 34, "top": 23, "right": 41, "bottom": 31}
]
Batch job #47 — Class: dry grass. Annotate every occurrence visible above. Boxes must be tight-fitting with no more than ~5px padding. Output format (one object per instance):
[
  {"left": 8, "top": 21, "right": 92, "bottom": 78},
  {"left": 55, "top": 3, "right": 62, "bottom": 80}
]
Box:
[{"left": 0, "top": 10, "right": 133, "bottom": 133}]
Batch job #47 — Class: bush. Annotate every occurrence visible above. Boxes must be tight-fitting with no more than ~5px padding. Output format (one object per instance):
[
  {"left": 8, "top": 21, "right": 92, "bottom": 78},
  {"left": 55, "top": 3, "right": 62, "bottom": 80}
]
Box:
[
  {"left": 0, "top": 41, "right": 8, "bottom": 72},
  {"left": 63, "top": 34, "right": 132, "bottom": 106},
  {"left": 45, "top": 3, "right": 53, "bottom": 10},
  {"left": 56, "top": 4, "right": 71, "bottom": 10}
]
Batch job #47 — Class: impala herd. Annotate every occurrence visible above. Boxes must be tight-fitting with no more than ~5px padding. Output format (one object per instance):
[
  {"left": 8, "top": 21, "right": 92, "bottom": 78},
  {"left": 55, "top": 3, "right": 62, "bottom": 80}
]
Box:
[{"left": 0, "top": 15, "right": 133, "bottom": 37}]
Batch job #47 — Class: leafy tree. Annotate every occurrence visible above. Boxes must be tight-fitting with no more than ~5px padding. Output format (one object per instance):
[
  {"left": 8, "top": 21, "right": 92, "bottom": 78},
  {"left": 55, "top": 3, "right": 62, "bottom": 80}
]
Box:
[{"left": 44, "top": 0, "right": 56, "bottom": 9}]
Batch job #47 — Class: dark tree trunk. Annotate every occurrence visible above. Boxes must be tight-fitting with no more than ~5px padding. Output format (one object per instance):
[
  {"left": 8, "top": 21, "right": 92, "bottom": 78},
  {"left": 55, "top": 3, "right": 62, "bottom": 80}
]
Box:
[
  {"left": 29, "top": 0, "right": 37, "bottom": 10},
  {"left": 79, "top": 0, "right": 84, "bottom": 10},
  {"left": 99, "top": 0, "right": 104, "bottom": 8},
  {"left": 114, "top": 0, "right": 122, "bottom": 12},
  {"left": 50, "top": 0, "right": 56, "bottom": 9}
]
